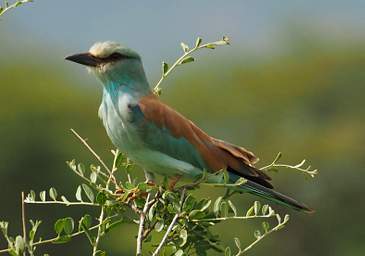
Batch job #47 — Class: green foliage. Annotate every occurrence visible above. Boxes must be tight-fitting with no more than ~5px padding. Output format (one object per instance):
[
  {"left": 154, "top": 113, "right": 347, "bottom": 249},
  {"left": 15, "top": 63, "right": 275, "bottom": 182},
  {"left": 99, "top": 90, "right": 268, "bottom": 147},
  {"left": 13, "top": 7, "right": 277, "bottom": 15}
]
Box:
[
  {"left": 0, "top": 130, "right": 314, "bottom": 255},
  {"left": 154, "top": 36, "right": 230, "bottom": 95}
]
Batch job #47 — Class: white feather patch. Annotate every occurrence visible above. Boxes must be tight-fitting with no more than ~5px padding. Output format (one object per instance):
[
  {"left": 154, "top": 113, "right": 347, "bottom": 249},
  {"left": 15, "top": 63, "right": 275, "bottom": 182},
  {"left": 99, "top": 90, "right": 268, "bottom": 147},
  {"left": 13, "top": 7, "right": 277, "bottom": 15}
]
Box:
[{"left": 89, "top": 41, "right": 122, "bottom": 58}]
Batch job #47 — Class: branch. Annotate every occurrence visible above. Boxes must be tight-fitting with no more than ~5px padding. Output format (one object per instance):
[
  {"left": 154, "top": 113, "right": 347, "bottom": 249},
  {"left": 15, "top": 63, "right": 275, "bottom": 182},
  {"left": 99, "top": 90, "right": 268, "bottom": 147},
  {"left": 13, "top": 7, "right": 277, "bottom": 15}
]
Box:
[
  {"left": 234, "top": 214, "right": 290, "bottom": 256},
  {"left": 21, "top": 192, "right": 26, "bottom": 256},
  {"left": 70, "top": 129, "right": 119, "bottom": 188},
  {"left": 136, "top": 193, "right": 151, "bottom": 256},
  {"left": 153, "top": 36, "right": 230, "bottom": 95},
  {"left": 191, "top": 214, "right": 275, "bottom": 223},
  {"left": 0, "top": 0, "right": 32, "bottom": 17},
  {"left": 25, "top": 200, "right": 98, "bottom": 207},
  {"left": 260, "top": 152, "right": 318, "bottom": 178},
  {"left": 152, "top": 188, "right": 186, "bottom": 256},
  {"left": 92, "top": 149, "right": 119, "bottom": 256},
  {"left": 0, "top": 222, "right": 104, "bottom": 254}
]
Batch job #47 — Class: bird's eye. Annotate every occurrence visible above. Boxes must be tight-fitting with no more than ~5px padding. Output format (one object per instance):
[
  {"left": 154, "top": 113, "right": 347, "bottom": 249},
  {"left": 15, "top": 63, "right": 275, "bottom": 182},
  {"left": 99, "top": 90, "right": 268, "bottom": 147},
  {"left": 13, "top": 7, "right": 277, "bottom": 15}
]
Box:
[{"left": 108, "top": 52, "right": 124, "bottom": 60}]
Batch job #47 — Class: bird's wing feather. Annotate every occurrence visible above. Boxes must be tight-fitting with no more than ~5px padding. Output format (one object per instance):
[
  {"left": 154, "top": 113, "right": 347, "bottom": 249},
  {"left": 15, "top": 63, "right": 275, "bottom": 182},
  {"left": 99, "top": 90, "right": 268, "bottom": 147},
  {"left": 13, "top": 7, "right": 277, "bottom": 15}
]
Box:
[{"left": 134, "top": 94, "right": 273, "bottom": 188}]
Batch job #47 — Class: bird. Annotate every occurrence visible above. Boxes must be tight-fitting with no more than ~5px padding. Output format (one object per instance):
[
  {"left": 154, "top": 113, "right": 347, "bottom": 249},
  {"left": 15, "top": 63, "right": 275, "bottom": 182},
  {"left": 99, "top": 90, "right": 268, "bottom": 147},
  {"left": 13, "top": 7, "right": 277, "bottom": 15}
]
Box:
[{"left": 65, "top": 41, "right": 313, "bottom": 213}]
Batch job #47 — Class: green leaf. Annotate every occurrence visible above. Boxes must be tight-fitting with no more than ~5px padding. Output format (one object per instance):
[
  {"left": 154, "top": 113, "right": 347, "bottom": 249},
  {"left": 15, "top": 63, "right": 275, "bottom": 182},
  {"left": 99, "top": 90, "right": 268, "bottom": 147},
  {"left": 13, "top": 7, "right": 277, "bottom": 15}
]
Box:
[
  {"left": 49, "top": 187, "right": 58, "bottom": 201},
  {"left": 234, "top": 237, "right": 241, "bottom": 249},
  {"left": 180, "top": 42, "right": 189, "bottom": 52},
  {"left": 162, "top": 61, "right": 169, "bottom": 75},
  {"left": 254, "top": 230, "right": 261, "bottom": 239},
  {"left": 148, "top": 203, "right": 156, "bottom": 221},
  {"left": 15, "top": 1, "right": 24, "bottom": 7},
  {"left": 96, "top": 192, "right": 107, "bottom": 205},
  {"left": 63, "top": 217, "right": 74, "bottom": 235},
  {"left": 155, "top": 220, "right": 164, "bottom": 232},
  {"left": 82, "top": 184, "right": 95, "bottom": 203},
  {"left": 54, "top": 219, "right": 65, "bottom": 235},
  {"left": 30, "top": 190, "right": 36, "bottom": 201},
  {"left": 261, "top": 204, "right": 269, "bottom": 215},
  {"left": 246, "top": 206, "right": 254, "bottom": 217},
  {"left": 95, "top": 250, "right": 107, "bottom": 256},
  {"left": 15, "top": 235, "right": 25, "bottom": 253},
  {"left": 276, "top": 214, "right": 281, "bottom": 224},
  {"left": 222, "top": 36, "right": 230, "bottom": 44},
  {"left": 67, "top": 159, "right": 76, "bottom": 169},
  {"left": 137, "top": 182, "right": 147, "bottom": 191},
  {"left": 223, "top": 170, "right": 229, "bottom": 183},
  {"left": 224, "top": 247, "right": 232, "bottom": 256},
  {"left": 40, "top": 191, "right": 46, "bottom": 202},
  {"left": 0, "top": 221, "right": 9, "bottom": 235},
  {"left": 195, "top": 37, "right": 202, "bottom": 47},
  {"left": 254, "top": 201, "right": 261, "bottom": 215},
  {"left": 220, "top": 201, "right": 229, "bottom": 217},
  {"left": 115, "top": 152, "right": 125, "bottom": 168},
  {"left": 78, "top": 163, "right": 86, "bottom": 176},
  {"left": 284, "top": 214, "right": 290, "bottom": 223},
  {"left": 124, "top": 181, "right": 135, "bottom": 190},
  {"left": 189, "top": 209, "right": 206, "bottom": 219},
  {"left": 180, "top": 56, "right": 194, "bottom": 64},
  {"left": 200, "top": 199, "right": 211, "bottom": 212},
  {"left": 90, "top": 171, "right": 97, "bottom": 183},
  {"left": 175, "top": 249, "right": 184, "bottom": 256},
  {"left": 29, "top": 220, "right": 42, "bottom": 241},
  {"left": 262, "top": 221, "right": 270, "bottom": 233},
  {"left": 79, "top": 214, "right": 92, "bottom": 230},
  {"left": 61, "top": 196, "right": 70, "bottom": 204},
  {"left": 75, "top": 185, "right": 82, "bottom": 201},
  {"left": 182, "top": 194, "right": 195, "bottom": 212},
  {"left": 179, "top": 229, "right": 188, "bottom": 247},
  {"left": 228, "top": 200, "right": 237, "bottom": 216},
  {"left": 205, "top": 43, "right": 216, "bottom": 49},
  {"left": 213, "top": 196, "right": 223, "bottom": 215}
]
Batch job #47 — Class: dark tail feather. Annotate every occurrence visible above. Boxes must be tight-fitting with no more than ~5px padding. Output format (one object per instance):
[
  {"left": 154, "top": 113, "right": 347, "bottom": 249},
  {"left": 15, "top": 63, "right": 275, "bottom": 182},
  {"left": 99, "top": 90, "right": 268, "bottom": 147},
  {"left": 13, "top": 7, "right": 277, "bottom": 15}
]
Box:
[{"left": 243, "top": 180, "right": 314, "bottom": 213}]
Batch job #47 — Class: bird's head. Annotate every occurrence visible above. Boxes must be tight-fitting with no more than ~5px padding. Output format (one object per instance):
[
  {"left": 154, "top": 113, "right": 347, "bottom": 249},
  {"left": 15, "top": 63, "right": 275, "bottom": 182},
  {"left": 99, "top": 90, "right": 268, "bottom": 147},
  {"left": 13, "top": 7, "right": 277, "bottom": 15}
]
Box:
[{"left": 66, "top": 41, "right": 149, "bottom": 93}]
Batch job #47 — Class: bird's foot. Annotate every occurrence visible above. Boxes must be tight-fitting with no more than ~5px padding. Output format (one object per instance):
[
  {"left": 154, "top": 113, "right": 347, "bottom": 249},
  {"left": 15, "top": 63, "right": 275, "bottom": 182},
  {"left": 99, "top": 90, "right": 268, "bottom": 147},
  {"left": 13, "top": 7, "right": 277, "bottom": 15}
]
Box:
[
  {"left": 168, "top": 175, "right": 182, "bottom": 191},
  {"left": 146, "top": 180, "right": 157, "bottom": 187}
]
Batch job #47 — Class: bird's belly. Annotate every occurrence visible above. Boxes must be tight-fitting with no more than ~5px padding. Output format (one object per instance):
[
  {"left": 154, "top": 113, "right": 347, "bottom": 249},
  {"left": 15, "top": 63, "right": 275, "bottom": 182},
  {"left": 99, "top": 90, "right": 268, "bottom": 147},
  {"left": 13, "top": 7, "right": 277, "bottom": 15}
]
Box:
[
  {"left": 101, "top": 110, "right": 196, "bottom": 177},
  {"left": 128, "top": 149, "right": 203, "bottom": 179}
]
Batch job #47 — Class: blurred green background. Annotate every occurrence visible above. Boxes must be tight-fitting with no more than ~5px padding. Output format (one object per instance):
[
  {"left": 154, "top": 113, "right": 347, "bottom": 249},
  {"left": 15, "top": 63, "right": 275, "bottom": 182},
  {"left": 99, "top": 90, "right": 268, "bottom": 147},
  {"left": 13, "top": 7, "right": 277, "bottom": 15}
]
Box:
[{"left": 1, "top": 1, "right": 365, "bottom": 255}]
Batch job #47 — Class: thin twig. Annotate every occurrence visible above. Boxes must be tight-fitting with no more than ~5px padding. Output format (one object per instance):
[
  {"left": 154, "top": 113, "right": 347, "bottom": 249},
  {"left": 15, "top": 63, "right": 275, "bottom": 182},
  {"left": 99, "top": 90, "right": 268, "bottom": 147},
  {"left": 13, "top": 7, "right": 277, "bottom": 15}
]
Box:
[
  {"left": 92, "top": 149, "right": 119, "bottom": 256},
  {"left": 70, "top": 129, "right": 119, "bottom": 187},
  {"left": 191, "top": 214, "right": 275, "bottom": 223},
  {"left": 21, "top": 192, "right": 26, "bottom": 256},
  {"left": 153, "top": 36, "right": 229, "bottom": 94},
  {"left": 0, "top": 222, "right": 106, "bottom": 254},
  {"left": 234, "top": 216, "right": 289, "bottom": 256},
  {"left": 260, "top": 152, "right": 318, "bottom": 178},
  {"left": 25, "top": 200, "right": 98, "bottom": 206},
  {"left": 136, "top": 193, "right": 151, "bottom": 256},
  {"left": 0, "top": 0, "right": 32, "bottom": 17},
  {"left": 152, "top": 188, "right": 186, "bottom": 256}
]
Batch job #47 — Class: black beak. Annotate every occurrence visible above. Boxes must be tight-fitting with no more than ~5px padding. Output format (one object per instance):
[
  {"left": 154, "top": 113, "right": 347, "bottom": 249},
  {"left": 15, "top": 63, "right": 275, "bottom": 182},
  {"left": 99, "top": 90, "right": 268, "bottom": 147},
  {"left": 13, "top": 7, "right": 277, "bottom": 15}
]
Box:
[{"left": 65, "top": 52, "right": 100, "bottom": 67}]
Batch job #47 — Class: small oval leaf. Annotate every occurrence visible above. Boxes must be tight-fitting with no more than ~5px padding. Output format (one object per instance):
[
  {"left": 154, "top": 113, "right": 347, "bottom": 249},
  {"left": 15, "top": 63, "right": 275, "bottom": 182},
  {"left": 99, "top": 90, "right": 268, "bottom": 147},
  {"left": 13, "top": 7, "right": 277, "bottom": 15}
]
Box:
[
  {"left": 49, "top": 188, "right": 58, "bottom": 201},
  {"left": 180, "top": 56, "right": 194, "bottom": 64},
  {"left": 82, "top": 184, "right": 95, "bottom": 203}
]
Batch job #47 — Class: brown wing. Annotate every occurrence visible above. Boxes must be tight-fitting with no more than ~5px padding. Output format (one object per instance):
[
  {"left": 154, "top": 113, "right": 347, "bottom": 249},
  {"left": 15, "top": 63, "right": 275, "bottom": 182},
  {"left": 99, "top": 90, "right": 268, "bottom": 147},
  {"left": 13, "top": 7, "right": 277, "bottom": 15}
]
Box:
[{"left": 138, "top": 94, "right": 273, "bottom": 188}]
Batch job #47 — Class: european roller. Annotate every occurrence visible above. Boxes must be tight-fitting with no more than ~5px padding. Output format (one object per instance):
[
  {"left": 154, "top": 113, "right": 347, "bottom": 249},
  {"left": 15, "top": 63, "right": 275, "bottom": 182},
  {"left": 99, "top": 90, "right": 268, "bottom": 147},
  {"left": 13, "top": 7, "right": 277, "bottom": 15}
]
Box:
[{"left": 66, "top": 41, "right": 312, "bottom": 212}]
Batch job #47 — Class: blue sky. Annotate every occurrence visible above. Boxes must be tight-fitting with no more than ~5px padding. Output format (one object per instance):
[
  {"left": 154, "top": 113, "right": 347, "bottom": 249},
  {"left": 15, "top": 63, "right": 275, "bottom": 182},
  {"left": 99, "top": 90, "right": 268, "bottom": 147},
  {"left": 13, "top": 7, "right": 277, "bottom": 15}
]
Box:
[{"left": 1, "top": 0, "right": 364, "bottom": 78}]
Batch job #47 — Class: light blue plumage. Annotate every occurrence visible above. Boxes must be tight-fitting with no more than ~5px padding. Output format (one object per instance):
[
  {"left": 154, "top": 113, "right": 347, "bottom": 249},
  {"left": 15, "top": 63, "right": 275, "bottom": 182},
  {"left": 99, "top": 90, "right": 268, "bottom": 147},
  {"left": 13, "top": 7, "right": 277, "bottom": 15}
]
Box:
[{"left": 65, "top": 41, "right": 313, "bottom": 212}]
